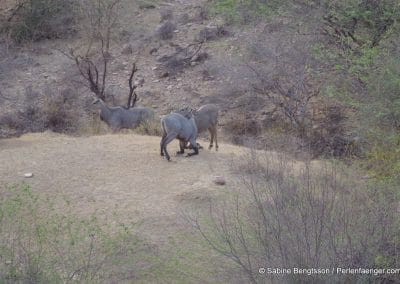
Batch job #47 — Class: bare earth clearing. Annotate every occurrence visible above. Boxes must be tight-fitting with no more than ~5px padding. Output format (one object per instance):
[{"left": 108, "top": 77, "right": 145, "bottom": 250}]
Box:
[{"left": 0, "top": 132, "right": 251, "bottom": 243}]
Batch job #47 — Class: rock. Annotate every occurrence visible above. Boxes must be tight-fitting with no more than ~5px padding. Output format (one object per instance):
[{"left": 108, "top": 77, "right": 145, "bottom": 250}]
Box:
[
  {"left": 24, "top": 173, "right": 33, "bottom": 178},
  {"left": 159, "top": 71, "right": 169, "bottom": 78},
  {"left": 213, "top": 176, "right": 226, "bottom": 186},
  {"left": 152, "top": 66, "right": 158, "bottom": 70}
]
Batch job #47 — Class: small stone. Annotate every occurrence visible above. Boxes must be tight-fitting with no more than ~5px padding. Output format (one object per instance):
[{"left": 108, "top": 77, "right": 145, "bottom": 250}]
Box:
[
  {"left": 24, "top": 173, "right": 33, "bottom": 178},
  {"left": 159, "top": 72, "right": 169, "bottom": 78},
  {"left": 152, "top": 66, "right": 158, "bottom": 70},
  {"left": 213, "top": 176, "right": 226, "bottom": 186},
  {"left": 152, "top": 79, "right": 160, "bottom": 83}
]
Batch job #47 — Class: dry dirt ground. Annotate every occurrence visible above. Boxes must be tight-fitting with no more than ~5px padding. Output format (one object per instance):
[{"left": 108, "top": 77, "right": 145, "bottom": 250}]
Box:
[{"left": 0, "top": 132, "right": 250, "bottom": 244}]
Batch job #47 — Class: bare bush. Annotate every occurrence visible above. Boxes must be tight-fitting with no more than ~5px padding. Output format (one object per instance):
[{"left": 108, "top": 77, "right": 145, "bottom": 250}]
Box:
[
  {"left": 188, "top": 152, "right": 399, "bottom": 283},
  {"left": 0, "top": 87, "right": 84, "bottom": 137},
  {"left": 157, "top": 42, "right": 206, "bottom": 75},
  {"left": 0, "top": 113, "right": 25, "bottom": 137},
  {"left": 178, "top": 13, "right": 190, "bottom": 24},
  {"left": 156, "top": 21, "right": 176, "bottom": 40},
  {"left": 2, "top": 0, "right": 76, "bottom": 43},
  {"left": 309, "top": 103, "right": 359, "bottom": 157},
  {"left": 242, "top": 28, "right": 359, "bottom": 156},
  {"left": 78, "top": 0, "right": 122, "bottom": 52},
  {"left": 197, "top": 26, "right": 229, "bottom": 42},
  {"left": 41, "top": 88, "right": 82, "bottom": 132},
  {"left": 193, "top": 6, "right": 209, "bottom": 23},
  {"left": 224, "top": 115, "right": 262, "bottom": 145},
  {"left": 160, "top": 8, "right": 173, "bottom": 22}
]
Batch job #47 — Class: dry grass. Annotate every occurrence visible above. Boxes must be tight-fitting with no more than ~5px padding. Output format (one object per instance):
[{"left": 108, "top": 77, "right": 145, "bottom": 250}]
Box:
[{"left": 133, "top": 118, "right": 162, "bottom": 136}]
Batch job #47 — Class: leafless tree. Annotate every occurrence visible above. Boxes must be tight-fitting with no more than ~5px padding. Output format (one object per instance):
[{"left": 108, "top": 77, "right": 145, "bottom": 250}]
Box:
[
  {"left": 66, "top": 0, "right": 142, "bottom": 108},
  {"left": 69, "top": 49, "right": 140, "bottom": 109},
  {"left": 249, "top": 63, "right": 320, "bottom": 137}
]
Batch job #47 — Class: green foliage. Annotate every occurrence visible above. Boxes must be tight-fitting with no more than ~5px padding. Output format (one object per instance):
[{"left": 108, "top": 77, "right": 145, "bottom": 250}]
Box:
[
  {"left": 364, "top": 135, "right": 400, "bottom": 179},
  {"left": 309, "top": 0, "right": 400, "bottom": 178},
  {"left": 323, "top": 0, "right": 400, "bottom": 47},
  {"left": 346, "top": 44, "right": 400, "bottom": 179},
  {"left": 0, "top": 184, "right": 143, "bottom": 282},
  {"left": 210, "top": 0, "right": 278, "bottom": 24}
]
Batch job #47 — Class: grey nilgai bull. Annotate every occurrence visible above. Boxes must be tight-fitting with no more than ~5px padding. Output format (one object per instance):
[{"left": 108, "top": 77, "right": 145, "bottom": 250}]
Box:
[
  {"left": 160, "top": 108, "right": 199, "bottom": 161},
  {"left": 192, "top": 104, "right": 219, "bottom": 150},
  {"left": 93, "top": 98, "right": 154, "bottom": 131}
]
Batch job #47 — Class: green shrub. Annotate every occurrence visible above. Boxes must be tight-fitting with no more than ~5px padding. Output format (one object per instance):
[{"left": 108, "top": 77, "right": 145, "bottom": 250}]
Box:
[
  {"left": 0, "top": 184, "right": 144, "bottom": 282},
  {"left": 210, "top": 0, "right": 276, "bottom": 24}
]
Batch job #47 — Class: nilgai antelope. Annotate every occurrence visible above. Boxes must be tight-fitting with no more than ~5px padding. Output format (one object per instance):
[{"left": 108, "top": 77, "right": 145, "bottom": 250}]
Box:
[
  {"left": 192, "top": 104, "right": 219, "bottom": 150},
  {"left": 93, "top": 98, "right": 154, "bottom": 131},
  {"left": 176, "top": 104, "right": 219, "bottom": 150},
  {"left": 160, "top": 107, "right": 199, "bottom": 161}
]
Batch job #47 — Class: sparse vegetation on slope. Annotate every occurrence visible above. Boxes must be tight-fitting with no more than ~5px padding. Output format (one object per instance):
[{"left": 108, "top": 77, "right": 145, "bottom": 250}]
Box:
[
  {"left": 191, "top": 152, "right": 400, "bottom": 283},
  {"left": 0, "top": 0, "right": 399, "bottom": 282}
]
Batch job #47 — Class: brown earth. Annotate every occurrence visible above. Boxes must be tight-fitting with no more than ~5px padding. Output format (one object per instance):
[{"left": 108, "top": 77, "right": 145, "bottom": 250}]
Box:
[{"left": 0, "top": 132, "right": 252, "bottom": 243}]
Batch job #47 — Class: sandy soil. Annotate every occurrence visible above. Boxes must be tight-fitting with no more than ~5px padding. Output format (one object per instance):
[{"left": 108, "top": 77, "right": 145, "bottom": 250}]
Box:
[{"left": 0, "top": 132, "right": 250, "bottom": 242}]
